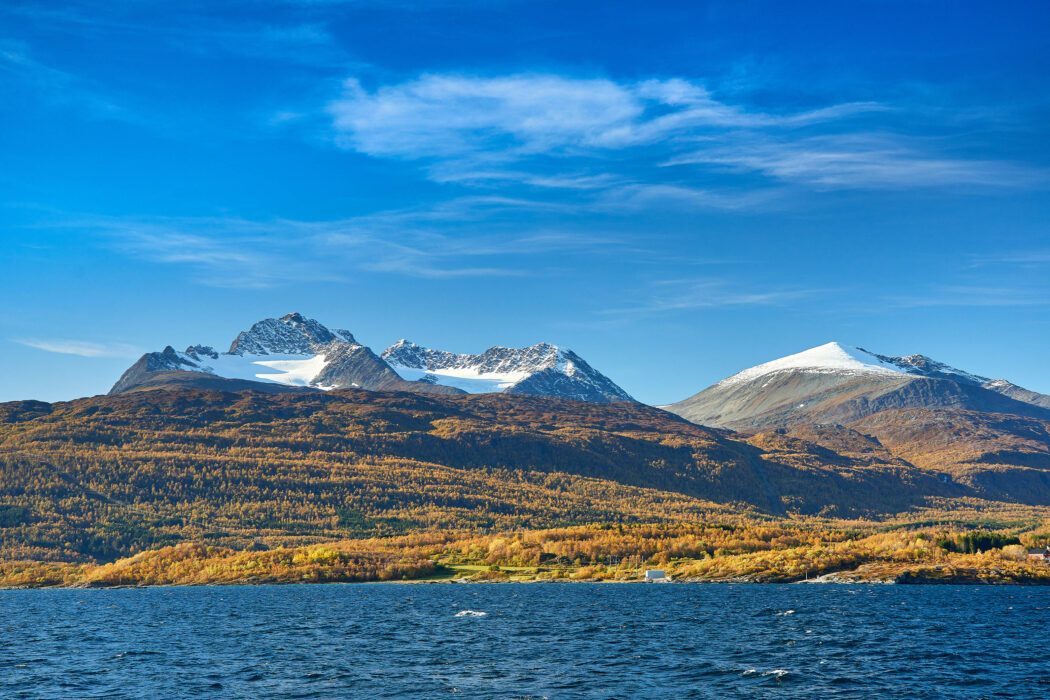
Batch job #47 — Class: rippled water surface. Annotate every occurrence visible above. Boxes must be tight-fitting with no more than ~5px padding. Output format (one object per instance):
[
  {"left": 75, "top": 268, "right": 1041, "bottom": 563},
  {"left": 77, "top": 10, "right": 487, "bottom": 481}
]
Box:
[{"left": 3, "top": 583, "right": 1048, "bottom": 698}]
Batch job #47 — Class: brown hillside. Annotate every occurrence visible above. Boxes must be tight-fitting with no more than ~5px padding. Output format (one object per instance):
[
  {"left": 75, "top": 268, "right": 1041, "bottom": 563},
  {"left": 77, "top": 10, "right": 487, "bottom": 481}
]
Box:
[{"left": 0, "top": 388, "right": 1024, "bottom": 563}]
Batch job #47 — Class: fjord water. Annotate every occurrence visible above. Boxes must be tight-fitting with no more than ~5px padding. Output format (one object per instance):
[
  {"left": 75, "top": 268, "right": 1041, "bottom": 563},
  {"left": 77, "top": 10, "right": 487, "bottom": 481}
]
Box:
[{"left": 3, "top": 584, "right": 1046, "bottom": 698}]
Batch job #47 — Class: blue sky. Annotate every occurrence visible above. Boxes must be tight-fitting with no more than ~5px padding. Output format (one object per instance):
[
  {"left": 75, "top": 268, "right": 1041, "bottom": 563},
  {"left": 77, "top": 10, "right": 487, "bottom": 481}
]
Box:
[{"left": 2, "top": 0, "right": 1049, "bottom": 404}]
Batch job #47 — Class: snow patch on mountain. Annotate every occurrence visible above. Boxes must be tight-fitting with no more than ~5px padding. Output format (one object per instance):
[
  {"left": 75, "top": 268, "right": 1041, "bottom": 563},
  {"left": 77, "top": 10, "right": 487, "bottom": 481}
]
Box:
[
  {"left": 718, "top": 342, "right": 907, "bottom": 387},
  {"left": 382, "top": 339, "right": 634, "bottom": 402},
  {"left": 190, "top": 352, "right": 332, "bottom": 388},
  {"left": 385, "top": 366, "right": 518, "bottom": 394},
  {"left": 864, "top": 350, "right": 991, "bottom": 386},
  {"left": 112, "top": 314, "right": 632, "bottom": 402},
  {"left": 382, "top": 340, "right": 548, "bottom": 389}
]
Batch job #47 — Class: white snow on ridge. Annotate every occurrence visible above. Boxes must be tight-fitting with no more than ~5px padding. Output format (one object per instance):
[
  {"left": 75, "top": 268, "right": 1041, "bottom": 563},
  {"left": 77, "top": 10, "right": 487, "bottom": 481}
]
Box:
[
  {"left": 387, "top": 364, "right": 529, "bottom": 394},
  {"left": 190, "top": 352, "right": 329, "bottom": 388},
  {"left": 719, "top": 342, "right": 907, "bottom": 386}
]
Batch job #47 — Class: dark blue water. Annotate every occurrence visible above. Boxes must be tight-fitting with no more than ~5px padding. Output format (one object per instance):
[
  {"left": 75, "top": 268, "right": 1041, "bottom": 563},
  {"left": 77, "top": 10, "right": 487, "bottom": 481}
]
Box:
[{"left": 2, "top": 583, "right": 1048, "bottom": 698}]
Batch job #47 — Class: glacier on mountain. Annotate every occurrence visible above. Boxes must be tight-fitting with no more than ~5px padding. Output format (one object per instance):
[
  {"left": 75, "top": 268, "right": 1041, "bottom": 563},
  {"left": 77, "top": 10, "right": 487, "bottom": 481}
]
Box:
[
  {"left": 381, "top": 339, "right": 634, "bottom": 402},
  {"left": 110, "top": 313, "right": 634, "bottom": 403}
]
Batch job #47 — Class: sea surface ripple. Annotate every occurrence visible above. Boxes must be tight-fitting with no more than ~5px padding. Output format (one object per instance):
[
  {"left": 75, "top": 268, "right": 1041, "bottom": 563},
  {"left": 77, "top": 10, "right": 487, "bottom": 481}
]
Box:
[{"left": 2, "top": 583, "right": 1047, "bottom": 698}]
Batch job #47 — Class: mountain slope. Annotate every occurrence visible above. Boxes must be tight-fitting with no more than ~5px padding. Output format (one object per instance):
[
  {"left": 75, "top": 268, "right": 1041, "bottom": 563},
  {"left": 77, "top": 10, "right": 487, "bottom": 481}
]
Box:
[
  {"left": 382, "top": 340, "right": 634, "bottom": 402},
  {"left": 664, "top": 342, "right": 1050, "bottom": 499},
  {"left": 666, "top": 342, "right": 1050, "bottom": 429},
  {"left": 0, "top": 386, "right": 1007, "bottom": 562}
]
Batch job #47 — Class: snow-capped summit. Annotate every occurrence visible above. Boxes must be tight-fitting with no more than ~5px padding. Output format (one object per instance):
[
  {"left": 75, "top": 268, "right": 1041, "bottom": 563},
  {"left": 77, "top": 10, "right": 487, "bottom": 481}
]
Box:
[
  {"left": 382, "top": 340, "right": 634, "bottom": 403},
  {"left": 717, "top": 342, "right": 906, "bottom": 386},
  {"left": 715, "top": 341, "right": 1011, "bottom": 390},
  {"left": 229, "top": 312, "right": 356, "bottom": 356},
  {"left": 110, "top": 314, "right": 456, "bottom": 396},
  {"left": 666, "top": 341, "right": 1050, "bottom": 429},
  {"left": 110, "top": 314, "right": 633, "bottom": 403}
]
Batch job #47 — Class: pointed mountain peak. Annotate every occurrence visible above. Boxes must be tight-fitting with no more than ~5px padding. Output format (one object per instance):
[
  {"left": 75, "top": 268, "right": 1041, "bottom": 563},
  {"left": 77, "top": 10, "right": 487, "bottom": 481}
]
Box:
[
  {"left": 229, "top": 313, "right": 346, "bottom": 356},
  {"left": 381, "top": 339, "right": 632, "bottom": 402}
]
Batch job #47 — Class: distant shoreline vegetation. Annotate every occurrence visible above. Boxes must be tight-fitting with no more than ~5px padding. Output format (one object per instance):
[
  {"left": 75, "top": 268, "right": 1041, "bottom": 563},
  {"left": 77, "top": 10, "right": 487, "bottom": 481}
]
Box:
[{"left": 3, "top": 524, "right": 1049, "bottom": 589}]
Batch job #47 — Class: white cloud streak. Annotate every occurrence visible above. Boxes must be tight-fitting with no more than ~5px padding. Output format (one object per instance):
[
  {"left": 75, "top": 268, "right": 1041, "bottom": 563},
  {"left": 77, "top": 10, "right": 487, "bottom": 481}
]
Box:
[
  {"left": 57, "top": 207, "right": 631, "bottom": 287},
  {"left": 604, "top": 279, "right": 822, "bottom": 316},
  {"left": 16, "top": 338, "right": 142, "bottom": 358},
  {"left": 0, "top": 39, "right": 133, "bottom": 122},
  {"left": 668, "top": 133, "right": 1043, "bottom": 189},
  {"left": 329, "top": 74, "right": 883, "bottom": 158},
  {"left": 326, "top": 72, "right": 1039, "bottom": 195},
  {"left": 887, "top": 285, "right": 1050, "bottom": 308}
]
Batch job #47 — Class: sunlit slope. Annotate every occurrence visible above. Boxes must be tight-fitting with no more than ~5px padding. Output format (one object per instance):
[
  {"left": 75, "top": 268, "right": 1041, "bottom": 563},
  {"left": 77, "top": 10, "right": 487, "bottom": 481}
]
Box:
[{"left": 0, "top": 388, "right": 1025, "bottom": 562}]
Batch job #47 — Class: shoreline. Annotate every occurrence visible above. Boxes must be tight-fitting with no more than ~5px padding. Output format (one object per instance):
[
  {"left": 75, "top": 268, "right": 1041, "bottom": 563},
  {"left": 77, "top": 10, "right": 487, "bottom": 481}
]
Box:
[{"left": 6, "top": 573, "right": 1050, "bottom": 590}]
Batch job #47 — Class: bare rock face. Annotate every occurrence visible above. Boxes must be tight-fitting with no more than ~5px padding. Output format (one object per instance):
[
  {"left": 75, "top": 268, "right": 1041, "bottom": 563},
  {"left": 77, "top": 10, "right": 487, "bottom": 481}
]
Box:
[{"left": 228, "top": 312, "right": 355, "bottom": 356}]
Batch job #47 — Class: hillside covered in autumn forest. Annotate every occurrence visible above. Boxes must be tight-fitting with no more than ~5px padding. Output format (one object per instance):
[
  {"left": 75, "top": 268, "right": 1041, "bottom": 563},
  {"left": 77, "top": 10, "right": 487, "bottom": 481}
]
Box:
[{"left": 2, "top": 385, "right": 1050, "bottom": 570}]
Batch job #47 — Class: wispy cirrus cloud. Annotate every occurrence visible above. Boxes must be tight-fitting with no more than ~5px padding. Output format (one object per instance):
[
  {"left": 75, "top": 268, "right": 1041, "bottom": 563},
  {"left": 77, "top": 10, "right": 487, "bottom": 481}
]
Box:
[
  {"left": 968, "top": 250, "right": 1050, "bottom": 267},
  {"left": 0, "top": 39, "right": 133, "bottom": 122},
  {"left": 5, "top": 3, "right": 349, "bottom": 67},
  {"left": 325, "top": 72, "right": 1042, "bottom": 201},
  {"left": 887, "top": 285, "right": 1050, "bottom": 308},
  {"left": 54, "top": 204, "right": 630, "bottom": 287},
  {"left": 328, "top": 74, "right": 881, "bottom": 157},
  {"left": 15, "top": 338, "right": 142, "bottom": 358},
  {"left": 667, "top": 133, "right": 1043, "bottom": 189},
  {"left": 603, "top": 278, "right": 822, "bottom": 317}
]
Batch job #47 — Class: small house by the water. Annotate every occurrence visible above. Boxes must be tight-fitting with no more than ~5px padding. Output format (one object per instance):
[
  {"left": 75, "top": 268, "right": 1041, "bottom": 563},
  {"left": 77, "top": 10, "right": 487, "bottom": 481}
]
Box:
[
  {"left": 644, "top": 569, "right": 668, "bottom": 582},
  {"left": 1028, "top": 548, "right": 1050, "bottom": 562}
]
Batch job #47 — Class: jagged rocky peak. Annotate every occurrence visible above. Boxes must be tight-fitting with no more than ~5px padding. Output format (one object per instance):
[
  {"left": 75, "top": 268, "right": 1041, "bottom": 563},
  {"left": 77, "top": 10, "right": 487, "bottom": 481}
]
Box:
[
  {"left": 184, "top": 345, "right": 219, "bottom": 361},
  {"left": 862, "top": 349, "right": 990, "bottom": 385},
  {"left": 110, "top": 313, "right": 465, "bottom": 397},
  {"left": 110, "top": 314, "right": 633, "bottom": 402},
  {"left": 382, "top": 340, "right": 459, "bottom": 369},
  {"left": 381, "top": 339, "right": 634, "bottom": 403},
  {"left": 384, "top": 339, "right": 562, "bottom": 374},
  {"left": 228, "top": 312, "right": 357, "bottom": 356}
]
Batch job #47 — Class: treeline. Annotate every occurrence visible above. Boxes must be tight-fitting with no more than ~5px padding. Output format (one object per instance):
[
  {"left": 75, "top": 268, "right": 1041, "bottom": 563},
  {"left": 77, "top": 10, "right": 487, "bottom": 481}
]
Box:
[
  {"left": 934, "top": 531, "right": 1021, "bottom": 554},
  {"left": 5, "top": 523, "right": 1050, "bottom": 588}
]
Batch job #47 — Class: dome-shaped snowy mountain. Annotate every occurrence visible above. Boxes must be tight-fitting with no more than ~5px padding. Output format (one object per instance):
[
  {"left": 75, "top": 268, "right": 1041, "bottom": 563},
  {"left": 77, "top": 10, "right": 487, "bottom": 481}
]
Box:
[{"left": 665, "top": 341, "right": 1050, "bottom": 429}]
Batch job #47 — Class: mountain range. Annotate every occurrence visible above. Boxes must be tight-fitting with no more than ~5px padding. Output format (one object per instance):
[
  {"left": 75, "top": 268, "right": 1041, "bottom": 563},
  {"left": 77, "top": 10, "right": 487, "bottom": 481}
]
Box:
[
  {"left": 111, "top": 313, "right": 634, "bottom": 403},
  {"left": 5, "top": 324, "right": 1050, "bottom": 565},
  {"left": 109, "top": 320, "right": 1050, "bottom": 485}
]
